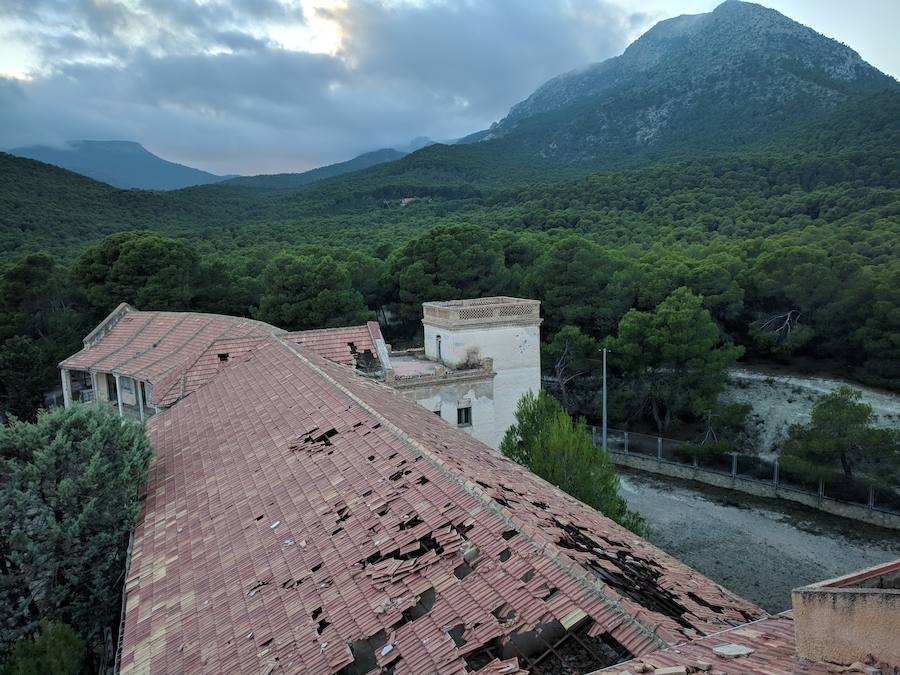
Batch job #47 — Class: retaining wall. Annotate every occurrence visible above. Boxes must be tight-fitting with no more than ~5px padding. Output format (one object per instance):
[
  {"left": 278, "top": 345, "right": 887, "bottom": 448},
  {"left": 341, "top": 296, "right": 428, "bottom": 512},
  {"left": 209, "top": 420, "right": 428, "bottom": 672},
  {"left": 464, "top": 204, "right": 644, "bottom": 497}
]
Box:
[{"left": 610, "top": 451, "right": 900, "bottom": 531}]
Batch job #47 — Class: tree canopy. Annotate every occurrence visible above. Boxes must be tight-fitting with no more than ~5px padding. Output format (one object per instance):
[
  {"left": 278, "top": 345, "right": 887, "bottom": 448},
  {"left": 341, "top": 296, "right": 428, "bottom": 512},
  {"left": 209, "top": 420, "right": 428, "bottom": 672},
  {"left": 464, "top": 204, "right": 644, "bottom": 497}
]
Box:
[
  {"left": 782, "top": 385, "right": 899, "bottom": 483},
  {"left": 500, "top": 391, "right": 647, "bottom": 534},
  {"left": 0, "top": 405, "right": 151, "bottom": 661},
  {"left": 608, "top": 287, "right": 744, "bottom": 432},
  {"left": 254, "top": 253, "right": 372, "bottom": 330}
]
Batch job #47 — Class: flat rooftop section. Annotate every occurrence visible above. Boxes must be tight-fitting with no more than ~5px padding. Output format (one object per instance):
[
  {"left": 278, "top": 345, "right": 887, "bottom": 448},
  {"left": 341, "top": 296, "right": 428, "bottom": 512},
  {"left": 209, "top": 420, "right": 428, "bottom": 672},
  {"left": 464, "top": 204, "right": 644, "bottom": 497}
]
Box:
[
  {"left": 388, "top": 349, "right": 491, "bottom": 379},
  {"left": 792, "top": 559, "right": 900, "bottom": 667},
  {"left": 389, "top": 350, "right": 445, "bottom": 377},
  {"left": 423, "top": 296, "right": 541, "bottom": 328}
]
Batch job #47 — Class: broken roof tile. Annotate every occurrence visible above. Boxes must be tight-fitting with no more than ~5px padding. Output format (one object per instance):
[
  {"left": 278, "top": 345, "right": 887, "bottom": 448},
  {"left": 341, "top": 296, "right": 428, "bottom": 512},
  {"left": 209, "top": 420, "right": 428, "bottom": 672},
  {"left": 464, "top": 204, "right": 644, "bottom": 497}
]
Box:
[{"left": 119, "top": 332, "right": 766, "bottom": 674}]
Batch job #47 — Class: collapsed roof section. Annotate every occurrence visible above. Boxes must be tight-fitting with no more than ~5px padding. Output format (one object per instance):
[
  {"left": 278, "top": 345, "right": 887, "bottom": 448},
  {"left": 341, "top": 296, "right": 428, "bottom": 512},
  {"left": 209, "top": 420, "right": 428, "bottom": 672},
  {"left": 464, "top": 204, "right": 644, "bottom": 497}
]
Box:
[
  {"left": 120, "top": 335, "right": 764, "bottom": 674},
  {"left": 283, "top": 321, "right": 385, "bottom": 369}
]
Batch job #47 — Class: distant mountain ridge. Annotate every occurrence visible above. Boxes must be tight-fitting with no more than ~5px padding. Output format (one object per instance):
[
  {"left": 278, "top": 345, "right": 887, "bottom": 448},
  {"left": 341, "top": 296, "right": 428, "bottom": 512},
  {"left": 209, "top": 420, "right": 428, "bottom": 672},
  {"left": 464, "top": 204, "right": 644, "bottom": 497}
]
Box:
[
  {"left": 224, "top": 148, "right": 408, "bottom": 189},
  {"left": 461, "top": 0, "right": 897, "bottom": 166},
  {"left": 7, "top": 140, "right": 231, "bottom": 190}
]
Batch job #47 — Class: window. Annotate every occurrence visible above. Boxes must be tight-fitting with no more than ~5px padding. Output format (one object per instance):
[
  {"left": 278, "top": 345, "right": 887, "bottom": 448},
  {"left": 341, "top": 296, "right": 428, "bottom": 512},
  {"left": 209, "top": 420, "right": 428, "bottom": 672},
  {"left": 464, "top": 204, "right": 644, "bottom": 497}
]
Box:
[
  {"left": 435, "top": 335, "right": 442, "bottom": 361},
  {"left": 433, "top": 409, "right": 442, "bottom": 416},
  {"left": 457, "top": 406, "right": 472, "bottom": 427}
]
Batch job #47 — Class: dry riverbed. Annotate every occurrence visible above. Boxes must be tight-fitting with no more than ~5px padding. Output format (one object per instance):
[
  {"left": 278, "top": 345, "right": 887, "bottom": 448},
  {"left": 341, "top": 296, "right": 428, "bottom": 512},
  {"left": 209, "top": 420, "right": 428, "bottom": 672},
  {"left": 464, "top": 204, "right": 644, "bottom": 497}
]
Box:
[
  {"left": 620, "top": 469, "right": 900, "bottom": 613},
  {"left": 722, "top": 366, "right": 900, "bottom": 457}
]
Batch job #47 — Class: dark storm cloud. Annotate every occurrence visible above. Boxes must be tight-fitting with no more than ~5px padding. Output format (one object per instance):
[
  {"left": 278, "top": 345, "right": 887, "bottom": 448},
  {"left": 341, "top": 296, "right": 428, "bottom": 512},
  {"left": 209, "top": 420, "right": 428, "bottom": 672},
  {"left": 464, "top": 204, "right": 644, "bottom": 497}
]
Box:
[{"left": 0, "top": 0, "right": 651, "bottom": 174}]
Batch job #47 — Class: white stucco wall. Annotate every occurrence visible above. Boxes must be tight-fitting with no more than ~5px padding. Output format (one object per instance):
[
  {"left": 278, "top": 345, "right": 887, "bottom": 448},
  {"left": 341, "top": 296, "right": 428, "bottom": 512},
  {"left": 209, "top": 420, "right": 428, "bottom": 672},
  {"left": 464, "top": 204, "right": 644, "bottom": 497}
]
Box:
[
  {"left": 401, "top": 378, "right": 498, "bottom": 448},
  {"left": 423, "top": 323, "right": 541, "bottom": 449}
]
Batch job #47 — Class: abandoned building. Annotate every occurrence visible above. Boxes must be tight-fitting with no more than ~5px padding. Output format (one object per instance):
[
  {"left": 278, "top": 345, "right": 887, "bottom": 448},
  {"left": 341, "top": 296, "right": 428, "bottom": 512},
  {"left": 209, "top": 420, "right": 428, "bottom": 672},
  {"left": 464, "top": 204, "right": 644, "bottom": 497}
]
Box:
[
  {"left": 60, "top": 296, "right": 541, "bottom": 449},
  {"left": 58, "top": 302, "right": 898, "bottom": 674}
]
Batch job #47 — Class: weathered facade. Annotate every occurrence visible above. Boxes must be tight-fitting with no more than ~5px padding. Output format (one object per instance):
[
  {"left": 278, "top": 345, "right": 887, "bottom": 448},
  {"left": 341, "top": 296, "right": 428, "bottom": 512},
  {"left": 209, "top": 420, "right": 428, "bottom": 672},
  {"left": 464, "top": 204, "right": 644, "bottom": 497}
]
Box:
[{"left": 59, "top": 298, "right": 540, "bottom": 449}]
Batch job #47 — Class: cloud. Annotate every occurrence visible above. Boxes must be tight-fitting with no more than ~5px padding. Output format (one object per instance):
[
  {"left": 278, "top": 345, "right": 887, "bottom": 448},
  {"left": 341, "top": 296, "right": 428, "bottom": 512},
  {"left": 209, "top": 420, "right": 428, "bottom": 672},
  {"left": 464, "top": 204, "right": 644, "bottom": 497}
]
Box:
[{"left": 0, "top": 0, "right": 652, "bottom": 174}]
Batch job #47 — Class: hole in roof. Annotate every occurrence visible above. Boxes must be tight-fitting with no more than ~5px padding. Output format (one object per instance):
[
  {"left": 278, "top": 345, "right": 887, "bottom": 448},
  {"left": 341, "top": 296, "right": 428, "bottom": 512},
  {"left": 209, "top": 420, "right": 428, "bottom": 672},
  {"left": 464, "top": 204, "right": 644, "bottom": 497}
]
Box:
[
  {"left": 247, "top": 580, "right": 269, "bottom": 597},
  {"left": 446, "top": 624, "right": 466, "bottom": 648},
  {"left": 337, "top": 506, "right": 350, "bottom": 522},
  {"left": 491, "top": 604, "right": 516, "bottom": 624},
  {"left": 541, "top": 586, "right": 559, "bottom": 601},
  {"left": 415, "top": 476, "right": 430, "bottom": 485},
  {"left": 337, "top": 630, "right": 388, "bottom": 675},
  {"left": 217, "top": 353, "right": 229, "bottom": 362},
  {"left": 520, "top": 569, "right": 536, "bottom": 583},
  {"left": 310, "top": 563, "right": 322, "bottom": 573},
  {"left": 498, "top": 548, "right": 511, "bottom": 562},
  {"left": 398, "top": 514, "right": 422, "bottom": 531},
  {"left": 394, "top": 587, "right": 436, "bottom": 629},
  {"left": 316, "top": 619, "right": 330, "bottom": 635},
  {"left": 501, "top": 529, "right": 517, "bottom": 541},
  {"left": 453, "top": 562, "right": 472, "bottom": 580},
  {"left": 255, "top": 514, "right": 264, "bottom": 521},
  {"left": 260, "top": 638, "right": 273, "bottom": 648},
  {"left": 367, "top": 455, "right": 376, "bottom": 461}
]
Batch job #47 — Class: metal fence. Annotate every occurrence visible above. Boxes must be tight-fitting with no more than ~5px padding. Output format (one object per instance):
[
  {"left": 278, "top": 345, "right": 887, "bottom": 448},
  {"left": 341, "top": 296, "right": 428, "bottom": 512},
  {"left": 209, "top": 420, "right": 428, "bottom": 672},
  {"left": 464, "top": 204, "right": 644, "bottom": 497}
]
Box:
[{"left": 588, "top": 425, "right": 900, "bottom": 516}]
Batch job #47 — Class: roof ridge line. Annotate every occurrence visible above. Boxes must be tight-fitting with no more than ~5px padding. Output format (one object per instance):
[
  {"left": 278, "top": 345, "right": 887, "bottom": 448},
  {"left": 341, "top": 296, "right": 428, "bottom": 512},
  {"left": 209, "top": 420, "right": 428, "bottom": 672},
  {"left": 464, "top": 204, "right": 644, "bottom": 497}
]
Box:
[{"left": 272, "top": 336, "right": 668, "bottom": 649}]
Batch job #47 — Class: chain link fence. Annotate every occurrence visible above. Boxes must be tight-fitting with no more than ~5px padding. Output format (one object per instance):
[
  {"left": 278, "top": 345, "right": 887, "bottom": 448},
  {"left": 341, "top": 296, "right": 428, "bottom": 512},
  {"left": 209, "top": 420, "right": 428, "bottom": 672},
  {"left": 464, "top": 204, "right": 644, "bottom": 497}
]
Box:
[{"left": 589, "top": 426, "right": 900, "bottom": 516}]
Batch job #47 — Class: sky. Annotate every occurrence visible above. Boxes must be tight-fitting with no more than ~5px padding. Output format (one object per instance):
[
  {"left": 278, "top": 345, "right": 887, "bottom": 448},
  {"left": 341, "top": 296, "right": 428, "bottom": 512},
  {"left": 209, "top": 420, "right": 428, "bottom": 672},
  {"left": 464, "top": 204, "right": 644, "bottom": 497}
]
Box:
[{"left": 0, "top": 0, "right": 897, "bottom": 176}]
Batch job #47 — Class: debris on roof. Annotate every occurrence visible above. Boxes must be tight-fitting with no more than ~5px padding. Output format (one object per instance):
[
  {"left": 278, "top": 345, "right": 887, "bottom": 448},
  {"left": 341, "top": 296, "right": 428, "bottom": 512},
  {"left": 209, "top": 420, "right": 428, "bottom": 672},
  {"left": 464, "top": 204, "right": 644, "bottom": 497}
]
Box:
[
  {"left": 119, "top": 336, "right": 765, "bottom": 674},
  {"left": 283, "top": 322, "right": 382, "bottom": 368},
  {"left": 592, "top": 613, "right": 832, "bottom": 674}
]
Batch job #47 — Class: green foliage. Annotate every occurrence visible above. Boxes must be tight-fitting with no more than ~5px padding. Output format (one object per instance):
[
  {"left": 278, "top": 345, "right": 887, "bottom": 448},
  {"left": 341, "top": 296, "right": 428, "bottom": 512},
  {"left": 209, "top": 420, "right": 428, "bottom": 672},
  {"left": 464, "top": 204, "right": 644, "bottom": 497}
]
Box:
[
  {"left": 385, "top": 224, "right": 510, "bottom": 327},
  {"left": 2, "top": 621, "right": 84, "bottom": 675},
  {"left": 0, "top": 255, "right": 88, "bottom": 421},
  {"left": 782, "top": 385, "right": 899, "bottom": 482},
  {"left": 542, "top": 326, "right": 599, "bottom": 409},
  {"left": 680, "top": 403, "right": 753, "bottom": 462},
  {"left": 73, "top": 231, "right": 202, "bottom": 320},
  {"left": 0, "top": 337, "right": 47, "bottom": 421},
  {"left": 500, "top": 391, "right": 647, "bottom": 534},
  {"left": 608, "top": 287, "right": 744, "bottom": 432},
  {"left": 0, "top": 405, "right": 152, "bottom": 658},
  {"left": 254, "top": 253, "right": 372, "bottom": 330}
]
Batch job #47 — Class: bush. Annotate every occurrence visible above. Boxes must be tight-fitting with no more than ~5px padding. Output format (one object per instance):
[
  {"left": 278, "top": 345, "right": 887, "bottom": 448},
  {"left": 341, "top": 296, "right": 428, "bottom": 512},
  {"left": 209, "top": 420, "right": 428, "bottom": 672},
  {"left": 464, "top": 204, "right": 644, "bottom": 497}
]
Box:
[{"left": 2, "top": 622, "right": 84, "bottom": 675}]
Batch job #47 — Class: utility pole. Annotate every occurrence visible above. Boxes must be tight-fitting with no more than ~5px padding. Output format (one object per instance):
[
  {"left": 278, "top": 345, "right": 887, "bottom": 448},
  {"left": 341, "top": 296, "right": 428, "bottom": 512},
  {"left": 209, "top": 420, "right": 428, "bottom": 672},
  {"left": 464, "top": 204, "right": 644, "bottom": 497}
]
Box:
[{"left": 601, "top": 347, "right": 609, "bottom": 453}]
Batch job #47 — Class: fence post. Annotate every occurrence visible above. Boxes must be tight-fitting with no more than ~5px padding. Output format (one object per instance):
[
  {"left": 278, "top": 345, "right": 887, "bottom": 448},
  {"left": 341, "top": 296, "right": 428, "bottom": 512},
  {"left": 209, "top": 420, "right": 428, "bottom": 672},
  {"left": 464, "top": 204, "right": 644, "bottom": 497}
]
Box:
[
  {"left": 731, "top": 452, "right": 737, "bottom": 479},
  {"left": 624, "top": 431, "right": 629, "bottom": 454},
  {"left": 657, "top": 437, "right": 662, "bottom": 465},
  {"left": 868, "top": 486, "right": 875, "bottom": 511},
  {"left": 773, "top": 459, "right": 779, "bottom": 489}
]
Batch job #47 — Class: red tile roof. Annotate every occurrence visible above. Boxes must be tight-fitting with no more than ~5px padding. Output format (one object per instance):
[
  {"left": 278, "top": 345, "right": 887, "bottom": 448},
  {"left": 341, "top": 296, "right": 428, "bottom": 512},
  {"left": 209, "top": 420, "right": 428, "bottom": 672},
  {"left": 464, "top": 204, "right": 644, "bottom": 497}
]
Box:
[
  {"left": 283, "top": 321, "right": 381, "bottom": 367},
  {"left": 120, "top": 336, "right": 765, "bottom": 674},
  {"left": 593, "top": 613, "right": 829, "bottom": 674},
  {"left": 60, "top": 304, "right": 280, "bottom": 406}
]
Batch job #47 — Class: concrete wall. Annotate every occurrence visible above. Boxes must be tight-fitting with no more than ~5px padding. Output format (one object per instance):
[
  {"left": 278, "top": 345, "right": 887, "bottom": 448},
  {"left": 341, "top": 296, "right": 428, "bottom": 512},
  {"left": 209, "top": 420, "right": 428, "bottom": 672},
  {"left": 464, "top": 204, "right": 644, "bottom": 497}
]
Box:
[
  {"left": 609, "top": 451, "right": 900, "bottom": 530},
  {"left": 401, "top": 376, "right": 498, "bottom": 448},
  {"left": 424, "top": 323, "right": 540, "bottom": 450},
  {"left": 792, "top": 585, "right": 900, "bottom": 666}
]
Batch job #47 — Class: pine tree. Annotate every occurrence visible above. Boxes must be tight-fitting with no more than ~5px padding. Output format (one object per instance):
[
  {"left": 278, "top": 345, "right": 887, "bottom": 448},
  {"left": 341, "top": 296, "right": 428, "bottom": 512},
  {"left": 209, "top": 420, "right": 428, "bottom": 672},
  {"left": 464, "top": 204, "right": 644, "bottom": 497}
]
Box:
[{"left": 501, "top": 391, "right": 647, "bottom": 534}]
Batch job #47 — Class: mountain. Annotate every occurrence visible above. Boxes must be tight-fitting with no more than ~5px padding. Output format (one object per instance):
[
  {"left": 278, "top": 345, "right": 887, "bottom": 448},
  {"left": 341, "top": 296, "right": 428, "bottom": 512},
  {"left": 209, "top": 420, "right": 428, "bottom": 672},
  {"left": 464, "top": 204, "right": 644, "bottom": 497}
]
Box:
[
  {"left": 224, "top": 148, "right": 407, "bottom": 189},
  {"left": 462, "top": 0, "right": 897, "bottom": 167},
  {"left": 6, "top": 140, "right": 231, "bottom": 190}
]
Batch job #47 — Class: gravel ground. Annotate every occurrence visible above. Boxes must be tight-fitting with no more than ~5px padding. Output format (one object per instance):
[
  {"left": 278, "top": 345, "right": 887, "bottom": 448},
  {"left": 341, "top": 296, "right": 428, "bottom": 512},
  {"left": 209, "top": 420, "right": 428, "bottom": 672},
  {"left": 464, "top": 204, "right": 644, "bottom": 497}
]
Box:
[
  {"left": 619, "top": 470, "right": 900, "bottom": 612},
  {"left": 723, "top": 366, "right": 900, "bottom": 457}
]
